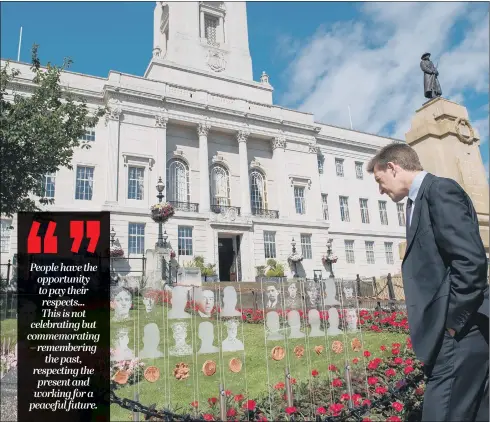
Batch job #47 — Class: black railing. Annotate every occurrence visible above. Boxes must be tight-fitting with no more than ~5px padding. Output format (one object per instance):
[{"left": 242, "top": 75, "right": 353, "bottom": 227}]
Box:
[
  {"left": 251, "top": 208, "right": 279, "bottom": 219},
  {"left": 169, "top": 201, "right": 199, "bottom": 213},
  {"left": 211, "top": 204, "right": 241, "bottom": 216}
]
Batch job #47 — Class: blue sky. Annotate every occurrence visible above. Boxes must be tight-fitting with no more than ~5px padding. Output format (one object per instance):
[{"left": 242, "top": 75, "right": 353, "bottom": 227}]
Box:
[{"left": 1, "top": 2, "right": 488, "bottom": 171}]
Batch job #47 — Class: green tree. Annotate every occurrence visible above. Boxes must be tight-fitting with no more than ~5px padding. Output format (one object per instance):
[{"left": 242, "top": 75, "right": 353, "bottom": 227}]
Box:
[{"left": 0, "top": 45, "right": 105, "bottom": 217}]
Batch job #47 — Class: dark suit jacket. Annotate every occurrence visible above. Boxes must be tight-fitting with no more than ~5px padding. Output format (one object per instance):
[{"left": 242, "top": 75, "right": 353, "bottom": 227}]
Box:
[{"left": 402, "top": 173, "right": 489, "bottom": 366}]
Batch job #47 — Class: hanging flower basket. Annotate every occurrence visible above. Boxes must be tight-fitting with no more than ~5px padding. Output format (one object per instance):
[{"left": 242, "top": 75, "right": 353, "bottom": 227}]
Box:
[
  {"left": 170, "top": 250, "right": 176, "bottom": 259},
  {"left": 288, "top": 252, "right": 304, "bottom": 263},
  {"left": 150, "top": 202, "right": 175, "bottom": 223},
  {"left": 110, "top": 245, "right": 124, "bottom": 258},
  {"left": 322, "top": 254, "right": 338, "bottom": 265}
]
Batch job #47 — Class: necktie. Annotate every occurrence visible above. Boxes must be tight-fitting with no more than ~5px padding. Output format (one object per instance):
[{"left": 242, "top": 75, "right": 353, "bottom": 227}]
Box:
[{"left": 406, "top": 199, "right": 413, "bottom": 239}]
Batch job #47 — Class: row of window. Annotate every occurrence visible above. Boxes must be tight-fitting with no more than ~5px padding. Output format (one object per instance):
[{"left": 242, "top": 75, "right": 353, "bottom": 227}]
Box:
[
  {"left": 127, "top": 223, "right": 193, "bottom": 256},
  {"left": 263, "top": 231, "right": 395, "bottom": 265},
  {"left": 319, "top": 194, "right": 405, "bottom": 226},
  {"left": 318, "top": 157, "right": 364, "bottom": 180}
]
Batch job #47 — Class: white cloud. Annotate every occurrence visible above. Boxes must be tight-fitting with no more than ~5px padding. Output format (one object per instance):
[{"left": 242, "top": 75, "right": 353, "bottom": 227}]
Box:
[{"left": 279, "top": 3, "right": 489, "bottom": 141}]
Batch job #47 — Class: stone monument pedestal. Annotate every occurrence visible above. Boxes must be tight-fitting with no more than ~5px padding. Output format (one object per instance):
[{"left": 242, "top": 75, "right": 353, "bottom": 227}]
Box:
[{"left": 404, "top": 97, "right": 489, "bottom": 254}]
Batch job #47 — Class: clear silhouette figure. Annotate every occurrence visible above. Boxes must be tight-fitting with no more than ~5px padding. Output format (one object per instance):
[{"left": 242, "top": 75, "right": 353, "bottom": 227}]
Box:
[
  {"left": 139, "top": 323, "right": 163, "bottom": 358},
  {"left": 287, "top": 310, "right": 305, "bottom": 339},
  {"left": 168, "top": 285, "right": 191, "bottom": 319},
  {"left": 197, "top": 322, "right": 220, "bottom": 354},
  {"left": 266, "top": 311, "right": 284, "bottom": 341},
  {"left": 222, "top": 319, "right": 244, "bottom": 352},
  {"left": 322, "top": 278, "right": 340, "bottom": 306},
  {"left": 169, "top": 321, "right": 192, "bottom": 356},
  {"left": 327, "top": 307, "right": 342, "bottom": 336},
  {"left": 111, "top": 328, "right": 134, "bottom": 361},
  {"left": 221, "top": 286, "right": 241, "bottom": 317},
  {"left": 308, "top": 309, "right": 325, "bottom": 337}
]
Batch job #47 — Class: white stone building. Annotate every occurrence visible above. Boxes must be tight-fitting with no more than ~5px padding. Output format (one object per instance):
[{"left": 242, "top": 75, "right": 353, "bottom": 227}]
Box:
[{"left": 1, "top": 1, "right": 406, "bottom": 281}]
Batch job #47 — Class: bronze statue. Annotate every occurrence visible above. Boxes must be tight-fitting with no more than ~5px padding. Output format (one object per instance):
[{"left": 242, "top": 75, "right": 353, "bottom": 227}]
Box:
[{"left": 420, "top": 52, "right": 442, "bottom": 99}]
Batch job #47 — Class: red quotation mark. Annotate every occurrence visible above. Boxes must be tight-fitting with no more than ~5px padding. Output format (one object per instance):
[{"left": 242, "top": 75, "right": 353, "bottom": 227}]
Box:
[
  {"left": 27, "top": 221, "right": 58, "bottom": 254},
  {"left": 70, "top": 220, "right": 100, "bottom": 253}
]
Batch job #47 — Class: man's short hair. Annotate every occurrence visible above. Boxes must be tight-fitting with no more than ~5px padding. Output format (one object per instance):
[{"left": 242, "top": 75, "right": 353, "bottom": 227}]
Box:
[{"left": 367, "top": 143, "right": 424, "bottom": 173}]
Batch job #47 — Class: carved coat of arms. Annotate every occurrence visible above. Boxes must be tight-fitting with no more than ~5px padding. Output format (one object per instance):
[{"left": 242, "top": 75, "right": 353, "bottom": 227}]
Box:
[{"left": 207, "top": 50, "right": 226, "bottom": 72}]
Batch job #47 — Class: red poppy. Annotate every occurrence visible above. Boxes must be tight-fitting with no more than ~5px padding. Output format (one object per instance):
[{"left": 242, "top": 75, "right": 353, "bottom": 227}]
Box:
[
  {"left": 362, "top": 399, "right": 371, "bottom": 407},
  {"left": 203, "top": 414, "right": 214, "bottom": 421},
  {"left": 234, "top": 394, "right": 244, "bottom": 402},
  {"left": 332, "top": 378, "right": 343, "bottom": 387},
  {"left": 329, "top": 403, "right": 344, "bottom": 416},
  {"left": 311, "top": 369, "right": 319, "bottom": 377},
  {"left": 328, "top": 364, "right": 338, "bottom": 371},
  {"left": 274, "top": 382, "right": 285, "bottom": 390},
  {"left": 352, "top": 358, "right": 360, "bottom": 364},
  {"left": 393, "top": 357, "right": 403, "bottom": 365},
  {"left": 208, "top": 397, "right": 217, "bottom": 406},
  {"left": 340, "top": 393, "right": 350, "bottom": 401},
  {"left": 225, "top": 390, "right": 232, "bottom": 397},
  {"left": 363, "top": 350, "right": 371, "bottom": 357},
  {"left": 285, "top": 407, "right": 297, "bottom": 415},
  {"left": 316, "top": 407, "right": 327, "bottom": 415},
  {"left": 375, "top": 386, "right": 387, "bottom": 395},
  {"left": 368, "top": 376, "right": 379, "bottom": 385},
  {"left": 385, "top": 368, "right": 396, "bottom": 377},
  {"left": 392, "top": 348, "right": 400, "bottom": 355},
  {"left": 227, "top": 408, "right": 237, "bottom": 417},
  {"left": 392, "top": 402, "right": 404, "bottom": 412},
  {"left": 380, "top": 345, "right": 387, "bottom": 351},
  {"left": 352, "top": 394, "right": 362, "bottom": 405},
  {"left": 362, "top": 418, "right": 372, "bottom": 422},
  {"left": 404, "top": 366, "right": 414, "bottom": 375},
  {"left": 387, "top": 417, "right": 402, "bottom": 422},
  {"left": 244, "top": 400, "right": 256, "bottom": 411},
  {"left": 190, "top": 401, "right": 198, "bottom": 408}
]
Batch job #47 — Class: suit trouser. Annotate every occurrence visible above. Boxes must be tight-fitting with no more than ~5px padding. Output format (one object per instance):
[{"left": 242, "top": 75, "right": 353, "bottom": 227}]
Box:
[{"left": 422, "top": 313, "right": 489, "bottom": 422}]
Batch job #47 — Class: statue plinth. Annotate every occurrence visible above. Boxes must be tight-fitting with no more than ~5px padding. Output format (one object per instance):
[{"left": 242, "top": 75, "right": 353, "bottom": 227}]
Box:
[{"left": 405, "top": 97, "right": 489, "bottom": 252}]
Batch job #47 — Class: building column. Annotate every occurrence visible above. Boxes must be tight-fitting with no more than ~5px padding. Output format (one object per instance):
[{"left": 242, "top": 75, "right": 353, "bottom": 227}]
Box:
[
  {"left": 104, "top": 99, "right": 122, "bottom": 205},
  {"left": 271, "top": 133, "right": 287, "bottom": 217},
  {"left": 237, "top": 130, "right": 251, "bottom": 215},
  {"left": 308, "top": 143, "right": 324, "bottom": 220},
  {"left": 198, "top": 121, "right": 211, "bottom": 212},
  {"left": 155, "top": 111, "right": 168, "bottom": 195}
]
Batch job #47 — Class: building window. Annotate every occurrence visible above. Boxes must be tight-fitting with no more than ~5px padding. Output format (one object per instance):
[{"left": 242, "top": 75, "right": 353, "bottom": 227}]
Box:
[
  {"left": 339, "top": 196, "right": 350, "bottom": 222},
  {"left": 167, "top": 159, "right": 190, "bottom": 203},
  {"left": 294, "top": 186, "right": 306, "bottom": 214},
  {"left": 1, "top": 220, "right": 12, "bottom": 253},
  {"left": 250, "top": 170, "right": 267, "bottom": 211},
  {"left": 344, "top": 240, "right": 355, "bottom": 264},
  {"left": 379, "top": 201, "right": 389, "bottom": 225},
  {"left": 178, "top": 226, "right": 193, "bottom": 256},
  {"left": 300, "top": 234, "right": 312, "bottom": 259},
  {"left": 397, "top": 203, "right": 406, "bottom": 226},
  {"left": 385, "top": 242, "right": 394, "bottom": 264},
  {"left": 128, "top": 223, "right": 145, "bottom": 255},
  {"left": 263, "top": 231, "right": 276, "bottom": 259},
  {"left": 359, "top": 198, "right": 370, "bottom": 224},
  {"left": 321, "top": 194, "right": 329, "bottom": 220},
  {"left": 128, "top": 166, "right": 145, "bottom": 200},
  {"left": 355, "top": 162, "right": 363, "bottom": 179},
  {"left": 80, "top": 130, "right": 95, "bottom": 142},
  {"left": 210, "top": 165, "right": 230, "bottom": 206},
  {"left": 204, "top": 14, "right": 219, "bottom": 45},
  {"left": 317, "top": 154, "right": 324, "bottom": 174},
  {"left": 335, "top": 158, "right": 344, "bottom": 177},
  {"left": 42, "top": 173, "right": 56, "bottom": 198},
  {"left": 365, "top": 241, "right": 375, "bottom": 264},
  {"left": 75, "top": 166, "right": 94, "bottom": 200}
]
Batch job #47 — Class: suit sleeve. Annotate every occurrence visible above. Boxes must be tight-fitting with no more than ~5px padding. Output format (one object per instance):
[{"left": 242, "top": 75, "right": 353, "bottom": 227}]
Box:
[{"left": 428, "top": 178, "right": 487, "bottom": 334}]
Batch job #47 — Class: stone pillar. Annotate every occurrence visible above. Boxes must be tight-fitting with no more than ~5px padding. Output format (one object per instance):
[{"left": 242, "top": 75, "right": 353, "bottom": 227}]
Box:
[
  {"left": 200, "top": 10, "right": 205, "bottom": 40},
  {"left": 271, "top": 134, "right": 287, "bottom": 217},
  {"left": 198, "top": 121, "right": 211, "bottom": 212},
  {"left": 153, "top": 2, "right": 162, "bottom": 51},
  {"left": 237, "top": 130, "right": 251, "bottom": 215},
  {"left": 405, "top": 97, "right": 489, "bottom": 253},
  {"left": 308, "top": 143, "right": 324, "bottom": 220},
  {"left": 104, "top": 99, "right": 122, "bottom": 205},
  {"left": 155, "top": 111, "right": 168, "bottom": 193}
]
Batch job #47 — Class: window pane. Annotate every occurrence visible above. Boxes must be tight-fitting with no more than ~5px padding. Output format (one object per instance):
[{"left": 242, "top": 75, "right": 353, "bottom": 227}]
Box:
[
  {"left": 294, "top": 186, "right": 306, "bottom": 214},
  {"left": 128, "top": 166, "right": 145, "bottom": 200},
  {"left": 75, "top": 166, "right": 94, "bottom": 200},
  {"left": 300, "top": 234, "right": 312, "bottom": 259},
  {"left": 263, "top": 231, "right": 276, "bottom": 259},
  {"left": 344, "top": 240, "right": 355, "bottom": 264},
  {"left": 178, "top": 226, "right": 193, "bottom": 256},
  {"left": 128, "top": 223, "right": 145, "bottom": 254}
]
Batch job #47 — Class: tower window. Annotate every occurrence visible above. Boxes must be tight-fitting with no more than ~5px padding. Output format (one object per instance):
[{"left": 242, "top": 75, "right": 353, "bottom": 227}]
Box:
[{"left": 205, "top": 15, "right": 219, "bottom": 45}]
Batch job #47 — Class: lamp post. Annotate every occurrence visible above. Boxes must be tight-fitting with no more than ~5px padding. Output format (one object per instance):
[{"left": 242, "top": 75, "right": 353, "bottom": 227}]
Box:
[
  {"left": 291, "top": 237, "right": 298, "bottom": 278},
  {"left": 109, "top": 227, "right": 116, "bottom": 282},
  {"left": 326, "top": 238, "right": 335, "bottom": 278},
  {"left": 155, "top": 176, "right": 165, "bottom": 248},
  {"left": 110, "top": 226, "right": 116, "bottom": 246}
]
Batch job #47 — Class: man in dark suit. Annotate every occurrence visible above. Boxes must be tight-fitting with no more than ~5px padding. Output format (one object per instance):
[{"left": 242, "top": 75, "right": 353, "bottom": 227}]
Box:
[{"left": 367, "top": 143, "right": 489, "bottom": 421}]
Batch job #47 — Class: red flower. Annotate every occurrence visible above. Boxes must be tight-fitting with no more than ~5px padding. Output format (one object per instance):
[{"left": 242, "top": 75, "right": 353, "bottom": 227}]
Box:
[
  {"left": 393, "top": 357, "right": 403, "bottom": 365},
  {"left": 311, "top": 369, "right": 319, "bottom": 377},
  {"left": 340, "top": 393, "right": 350, "bottom": 401},
  {"left": 387, "top": 417, "right": 402, "bottom": 422},
  {"left": 362, "top": 399, "right": 371, "bottom": 407},
  {"left": 329, "top": 403, "right": 344, "bottom": 416},
  {"left": 352, "top": 394, "right": 362, "bottom": 405},
  {"left": 225, "top": 390, "right": 232, "bottom": 397},
  {"left": 208, "top": 397, "right": 217, "bottom": 406},
  {"left": 244, "top": 400, "right": 256, "bottom": 411},
  {"left": 380, "top": 345, "right": 387, "bottom": 351},
  {"left": 392, "top": 342, "right": 401, "bottom": 349},
  {"left": 375, "top": 386, "right": 387, "bottom": 395},
  {"left": 234, "top": 394, "right": 244, "bottom": 402},
  {"left": 316, "top": 407, "right": 327, "bottom": 415},
  {"left": 328, "top": 364, "right": 338, "bottom": 371},
  {"left": 332, "top": 378, "right": 343, "bottom": 387},
  {"left": 290, "top": 378, "right": 297, "bottom": 384},
  {"left": 368, "top": 376, "right": 379, "bottom": 385},
  {"left": 404, "top": 358, "right": 413, "bottom": 365},
  {"left": 285, "top": 407, "right": 297, "bottom": 415},
  {"left": 257, "top": 417, "right": 268, "bottom": 422},
  {"left": 385, "top": 368, "right": 396, "bottom": 377},
  {"left": 415, "top": 387, "right": 424, "bottom": 396},
  {"left": 364, "top": 350, "right": 371, "bottom": 357},
  {"left": 203, "top": 414, "right": 214, "bottom": 421},
  {"left": 392, "top": 348, "right": 400, "bottom": 355},
  {"left": 227, "top": 408, "right": 237, "bottom": 417},
  {"left": 392, "top": 402, "right": 404, "bottom": 412},
  {"left": 352, "top": 358, "right": 359, "bottom": 364},
  {"left": 190, "top": 401, "right": 198, "bottom": 408},
  {"left": 274, "top": 382, "right": 285, "bottom": 390},
  {"left": 362, "top": 418, "right": 372, "bottom": 422},
  {"left": 404, "top": 366, "right": 414, "bottom": 375}
]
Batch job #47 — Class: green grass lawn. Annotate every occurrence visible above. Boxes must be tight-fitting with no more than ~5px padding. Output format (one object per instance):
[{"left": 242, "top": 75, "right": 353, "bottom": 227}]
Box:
[{"left": 110, "top": 299, "right": 408, "bottom": 421}]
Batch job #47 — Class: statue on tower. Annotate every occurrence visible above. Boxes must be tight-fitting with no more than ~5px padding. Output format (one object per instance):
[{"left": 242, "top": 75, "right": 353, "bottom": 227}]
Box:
[{"left": 420, "top": 52, "right": 442, "bottom": 100}]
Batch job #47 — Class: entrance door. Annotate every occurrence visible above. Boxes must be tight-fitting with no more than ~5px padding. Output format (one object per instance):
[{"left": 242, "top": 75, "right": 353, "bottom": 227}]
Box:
[{"left": 218, "top": 238, "right": 234, "bottom": 281}]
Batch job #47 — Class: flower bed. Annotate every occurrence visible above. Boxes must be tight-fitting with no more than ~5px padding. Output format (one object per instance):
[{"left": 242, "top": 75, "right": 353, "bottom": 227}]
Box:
[
  {"left": 190, "top": 337, "right": 424, "bottom": 421},
  {"left": 150, "top": 202, "right": 175, "bottom": 223}
]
